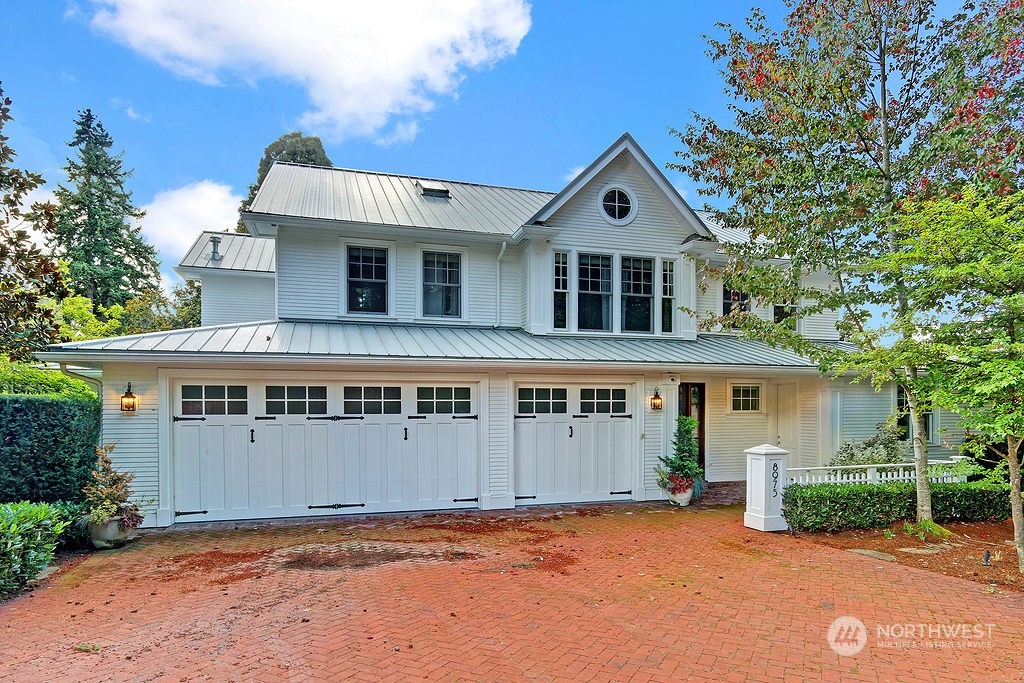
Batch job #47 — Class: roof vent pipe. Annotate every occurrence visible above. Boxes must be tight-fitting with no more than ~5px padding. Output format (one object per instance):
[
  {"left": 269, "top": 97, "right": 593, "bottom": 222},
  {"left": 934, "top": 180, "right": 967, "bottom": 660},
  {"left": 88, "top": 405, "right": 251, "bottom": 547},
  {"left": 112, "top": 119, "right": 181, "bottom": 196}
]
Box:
[{"left": 209, "top": 234, "right": 222, "bottom": 261}]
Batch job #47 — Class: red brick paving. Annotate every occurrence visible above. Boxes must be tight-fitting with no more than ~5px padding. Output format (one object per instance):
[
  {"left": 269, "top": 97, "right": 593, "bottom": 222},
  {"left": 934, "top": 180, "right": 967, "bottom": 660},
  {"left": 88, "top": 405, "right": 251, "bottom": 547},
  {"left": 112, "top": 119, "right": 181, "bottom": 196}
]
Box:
[{"left": 2, "top": 501, "right": 1022, "bottom": 682}]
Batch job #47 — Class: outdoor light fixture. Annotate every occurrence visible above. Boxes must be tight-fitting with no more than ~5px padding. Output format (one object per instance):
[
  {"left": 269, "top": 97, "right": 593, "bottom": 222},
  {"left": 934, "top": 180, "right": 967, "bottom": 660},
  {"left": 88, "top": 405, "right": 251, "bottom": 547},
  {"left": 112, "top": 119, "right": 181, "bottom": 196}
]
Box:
[
  {"left": 650, "top": 388, "right": 664, "bottom": 411},
  {"left": 120, "top": 382, "right": 137, "bottom": 413}
]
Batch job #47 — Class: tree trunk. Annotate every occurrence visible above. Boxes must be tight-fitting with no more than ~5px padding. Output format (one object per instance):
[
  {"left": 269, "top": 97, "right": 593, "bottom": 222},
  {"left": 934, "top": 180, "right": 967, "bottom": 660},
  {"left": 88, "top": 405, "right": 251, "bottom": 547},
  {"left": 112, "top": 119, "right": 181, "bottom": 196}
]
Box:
[
  {"left": 1006, "top": 435, "right": 1024, "bottom": 573},
  {"left": 902, "top": 377, "right": 932, "bottom": 522}
]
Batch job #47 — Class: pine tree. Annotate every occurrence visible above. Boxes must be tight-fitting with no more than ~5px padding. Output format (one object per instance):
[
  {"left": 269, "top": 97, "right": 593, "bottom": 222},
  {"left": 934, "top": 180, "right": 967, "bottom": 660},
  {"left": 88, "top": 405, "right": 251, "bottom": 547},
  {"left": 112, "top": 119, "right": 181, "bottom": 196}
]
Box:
[
  {"left": 236, "top": 131, "right": 331, "bottom": 232},
  {"left": 47, "top": 109, "right": 160, "bottom": 310}
]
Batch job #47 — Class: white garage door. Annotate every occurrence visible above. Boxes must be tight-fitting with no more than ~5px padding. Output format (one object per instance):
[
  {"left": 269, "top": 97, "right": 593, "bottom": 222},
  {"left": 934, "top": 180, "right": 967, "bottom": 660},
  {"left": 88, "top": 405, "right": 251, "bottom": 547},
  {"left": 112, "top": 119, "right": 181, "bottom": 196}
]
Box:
[
  {"left": 513, "top": 385, "right": 635, "bottom": 505},
  {"left": 172, "top": 381, "right": 479, "bottom": 522}
]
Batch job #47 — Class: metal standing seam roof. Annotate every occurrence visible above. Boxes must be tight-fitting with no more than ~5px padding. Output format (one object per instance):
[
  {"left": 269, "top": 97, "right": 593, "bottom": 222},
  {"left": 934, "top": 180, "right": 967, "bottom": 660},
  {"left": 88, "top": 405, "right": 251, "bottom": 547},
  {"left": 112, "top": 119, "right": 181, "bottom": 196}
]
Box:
[
  {"left": 247, "top": 163, "right": 556, "bottom": 236},
  {"left": 177, "top": 231, "right": 276, "bottom": 273},
  {"left": 694, "top": 210, "right": 751, "bottom": 245},
  {"left": 40, "top": 321, "right": 819, "bottom": 368}
]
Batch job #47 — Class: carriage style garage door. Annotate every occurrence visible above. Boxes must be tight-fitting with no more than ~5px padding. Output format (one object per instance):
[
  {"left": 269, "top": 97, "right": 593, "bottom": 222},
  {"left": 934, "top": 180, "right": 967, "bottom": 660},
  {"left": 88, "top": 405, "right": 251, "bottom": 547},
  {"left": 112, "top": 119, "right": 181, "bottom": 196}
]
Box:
[
  {"left": 513, "top": 385, "right": 635, "bottom": 505},
  {"left": 172, "top": 381, "right": 479, "bottom": 522}
]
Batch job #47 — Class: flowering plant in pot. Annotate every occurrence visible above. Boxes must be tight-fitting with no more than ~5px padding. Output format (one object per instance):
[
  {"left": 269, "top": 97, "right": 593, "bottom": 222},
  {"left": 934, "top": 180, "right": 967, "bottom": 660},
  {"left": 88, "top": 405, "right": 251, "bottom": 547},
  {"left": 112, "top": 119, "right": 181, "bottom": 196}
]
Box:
[
  {"left": 82, "top": 444, "right": 146, "bottom": 549},
  {"left": 655, "top": 416, "right": 706, "bottom": 506}
]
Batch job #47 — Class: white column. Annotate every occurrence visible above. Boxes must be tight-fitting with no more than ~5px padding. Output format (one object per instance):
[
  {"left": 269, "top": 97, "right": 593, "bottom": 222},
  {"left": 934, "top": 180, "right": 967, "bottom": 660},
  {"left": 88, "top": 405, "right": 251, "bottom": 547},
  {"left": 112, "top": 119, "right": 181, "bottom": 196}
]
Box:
[{"left": 743, "top": 443, "right": 790, "bottom": 532}]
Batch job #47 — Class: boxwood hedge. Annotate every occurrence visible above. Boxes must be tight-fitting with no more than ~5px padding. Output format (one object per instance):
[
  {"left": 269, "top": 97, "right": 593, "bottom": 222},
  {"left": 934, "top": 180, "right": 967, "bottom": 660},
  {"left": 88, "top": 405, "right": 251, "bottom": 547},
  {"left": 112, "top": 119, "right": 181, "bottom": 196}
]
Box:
[
  {"left": 782, "top": 481, "right": 1011, "bottom": 532},
  {"left": 0, "top": 367, "right": 100, "bottom": 504},
  {"left": 0, "top": 501, "right": 70, "bottom": 598}
]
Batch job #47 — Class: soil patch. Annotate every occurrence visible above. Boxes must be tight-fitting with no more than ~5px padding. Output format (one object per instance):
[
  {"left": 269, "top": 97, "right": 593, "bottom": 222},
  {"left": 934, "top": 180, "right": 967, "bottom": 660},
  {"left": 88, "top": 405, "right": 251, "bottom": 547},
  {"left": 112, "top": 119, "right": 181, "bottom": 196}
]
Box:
[
  {"left": 801, "top": 519, "right": 1023, "bottom": 591},
  {"left": 169, "top": 549, "right": 272, "bottom": 573},
  {"left": 278, "top": 543, "right": 481, "bottom": 570}
]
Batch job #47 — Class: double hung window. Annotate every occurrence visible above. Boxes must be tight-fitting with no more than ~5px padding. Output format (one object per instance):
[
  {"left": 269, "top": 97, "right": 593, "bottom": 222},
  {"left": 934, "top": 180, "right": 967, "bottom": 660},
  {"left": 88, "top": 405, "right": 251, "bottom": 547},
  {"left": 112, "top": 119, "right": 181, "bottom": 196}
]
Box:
[
  {"left": 347, "top": 246, "right": 388, "bottom": 314},
  {"left": 578, "top": 253, "right": 612, "bottom": 331},
  {"left": 621, "top": 257, "right": 654, "bottom": 333},
  {"left": 423, "top": 251, "right": 461, "bottom": 317}
]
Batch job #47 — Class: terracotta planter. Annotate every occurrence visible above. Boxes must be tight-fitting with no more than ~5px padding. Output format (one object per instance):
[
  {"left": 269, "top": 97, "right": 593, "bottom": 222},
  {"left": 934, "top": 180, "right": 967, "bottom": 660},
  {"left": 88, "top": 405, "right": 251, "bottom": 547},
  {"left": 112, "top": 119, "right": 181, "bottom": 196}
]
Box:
[
  {"left": 88, "top": 518, "right": 130, "bottom": 549},
  {"left": 667, "top": 487, "right": 695, "bottom": 507}
]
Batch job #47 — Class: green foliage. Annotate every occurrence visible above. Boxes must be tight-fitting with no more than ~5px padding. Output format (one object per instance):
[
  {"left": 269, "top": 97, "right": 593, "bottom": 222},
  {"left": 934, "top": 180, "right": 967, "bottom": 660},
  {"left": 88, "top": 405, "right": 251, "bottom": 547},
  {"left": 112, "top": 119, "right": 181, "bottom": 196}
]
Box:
[
  {"left": 0, "top": 391, "right": 101, "bottom": 503},
  {"left": 0, "top": 363, "right": 96, "bottom": 399},
  {"left": 49, "top": 500, "right": 90, "bottom": 550},
  {"left": 903, "top": 519, "right": 952, "bottom": 541},
  {"left": 82, "top": 444, "right": 145, "bottom": 531},
  {"left": 51, "top": 295, "right": 122, "bottom": 341},
  {"left": 42, "top": 109, "right": 160, "bottom": 309},
  {"left": 0, "top": 501, "right": 70, "bottom": 597},
  {"left": 829, "top": 420, "right": 908, "bottom": 467},
  {"left": 0, "top": 83, "right": 69, "bottom": 361},
  {"left": 119, "top": 280, "right": 201, "bottom": 335},
  {"left": 237, "top": 131, "right": 331, "bottom": 232},
  {"left": 783, "top": 482, "right": 1011, "bottom": 532},
  {"left": 654, "top": 416, "right": 705, "bottom": 498}
]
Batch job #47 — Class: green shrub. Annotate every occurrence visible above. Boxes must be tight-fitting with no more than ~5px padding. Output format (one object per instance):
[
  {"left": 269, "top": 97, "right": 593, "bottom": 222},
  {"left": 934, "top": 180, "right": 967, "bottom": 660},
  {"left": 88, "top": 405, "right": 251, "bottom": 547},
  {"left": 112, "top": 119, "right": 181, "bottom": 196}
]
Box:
[
  {"left": 0, "top": 394, "right": 101, "bottom": 503},
  {"left": 0, "top": 364, "right": 96, "bottom": 399},
  {"left": 0, "top": 501, "right": 70, "bottom": 597},
  {"left": 50, "top": 500, "right": 90, "bottom": 550},
  {"left": 782, "top": 481, "right": 1011, "bottom": 532},
  {"left": 829, "top": 420, "right": 908, "bottom": 467}
]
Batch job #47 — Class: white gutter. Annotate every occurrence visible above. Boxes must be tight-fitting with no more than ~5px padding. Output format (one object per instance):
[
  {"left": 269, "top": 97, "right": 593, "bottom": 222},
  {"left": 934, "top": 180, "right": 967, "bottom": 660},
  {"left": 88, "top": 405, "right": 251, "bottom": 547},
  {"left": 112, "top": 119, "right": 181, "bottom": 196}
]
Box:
[
  {"left": 58, "top": 362, "right": 102, "bottom": 394},
  {"left": 494, "top": 240, "right": 508, "bottom": 327}
]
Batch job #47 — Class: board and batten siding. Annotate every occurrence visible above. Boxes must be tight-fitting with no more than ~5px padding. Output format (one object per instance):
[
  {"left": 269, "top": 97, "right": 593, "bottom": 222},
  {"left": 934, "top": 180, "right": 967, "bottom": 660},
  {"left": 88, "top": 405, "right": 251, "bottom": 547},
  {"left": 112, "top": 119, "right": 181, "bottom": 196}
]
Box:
[
  {"left": 200, "top": 273, "right": 276, "bottom": 326},
  {"left": 100, "top": 363, "right": 160, "bottom": 527}
]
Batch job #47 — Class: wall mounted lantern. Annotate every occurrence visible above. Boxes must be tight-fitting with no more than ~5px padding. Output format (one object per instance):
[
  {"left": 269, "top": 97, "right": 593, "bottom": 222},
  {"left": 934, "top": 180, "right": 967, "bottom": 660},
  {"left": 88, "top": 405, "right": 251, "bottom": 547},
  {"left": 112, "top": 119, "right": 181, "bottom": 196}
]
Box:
[
  {"left": 120, "top": 382, "right": 138, "bottom": 413},
  {"left": 650, "top": 387, "right": 664, "bottom": 411}
]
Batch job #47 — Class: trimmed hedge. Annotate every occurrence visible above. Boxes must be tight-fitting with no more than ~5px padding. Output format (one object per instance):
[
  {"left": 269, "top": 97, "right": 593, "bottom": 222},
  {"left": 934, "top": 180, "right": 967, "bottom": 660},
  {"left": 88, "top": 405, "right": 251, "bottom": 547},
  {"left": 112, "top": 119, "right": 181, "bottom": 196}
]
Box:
[
  {"left": 782, "top": 481, "right": 1011, "bottom": 532},
  {"left": 0, "top": 365, "right": 96, "bottom": 399},
  {"left": 0, "top": 394, "right": 101, "bottom": 503},
  {"left": 0, "top": 501, "right": 70, "bottom": 598}
]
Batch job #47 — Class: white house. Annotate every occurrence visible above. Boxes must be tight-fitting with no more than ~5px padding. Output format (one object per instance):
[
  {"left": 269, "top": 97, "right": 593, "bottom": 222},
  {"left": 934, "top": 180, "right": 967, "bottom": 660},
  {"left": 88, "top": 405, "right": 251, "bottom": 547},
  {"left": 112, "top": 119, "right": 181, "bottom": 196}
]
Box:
[{"left": 40, "top": 134, "right": 961, "bottom": 527}]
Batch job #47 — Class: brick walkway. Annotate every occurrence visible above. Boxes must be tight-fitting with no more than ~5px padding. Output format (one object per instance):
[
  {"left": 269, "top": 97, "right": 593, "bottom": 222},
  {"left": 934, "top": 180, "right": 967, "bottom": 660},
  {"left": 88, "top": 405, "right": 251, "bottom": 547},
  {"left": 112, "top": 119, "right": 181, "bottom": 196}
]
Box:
[{"left": 2, "top": 500, "right": 1021, "bottom": 682}]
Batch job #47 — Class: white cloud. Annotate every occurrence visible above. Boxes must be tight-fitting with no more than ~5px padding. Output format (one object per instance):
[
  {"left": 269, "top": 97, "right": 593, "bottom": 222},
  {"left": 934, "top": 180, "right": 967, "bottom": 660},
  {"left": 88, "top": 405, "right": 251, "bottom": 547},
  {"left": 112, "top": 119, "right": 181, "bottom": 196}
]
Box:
[
  {"left": 139, "top": 180, "right": 241, "bottom": 267},
  {"left": 88, "top": 0, "right": 531, "bottom": 142},
  {"left": 563, "top": 165, "right": 585, "bottom": 183},
  {"left": 111, "top": 97, "right": 152, "bottom": 123}
]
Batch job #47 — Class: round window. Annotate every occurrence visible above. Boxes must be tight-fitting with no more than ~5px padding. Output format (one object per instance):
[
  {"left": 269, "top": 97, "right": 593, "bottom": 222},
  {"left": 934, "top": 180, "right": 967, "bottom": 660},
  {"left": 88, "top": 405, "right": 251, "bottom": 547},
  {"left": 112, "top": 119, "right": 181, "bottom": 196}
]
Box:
[{"left": 598, "top": 185, "right": 636, "bottom": 225}]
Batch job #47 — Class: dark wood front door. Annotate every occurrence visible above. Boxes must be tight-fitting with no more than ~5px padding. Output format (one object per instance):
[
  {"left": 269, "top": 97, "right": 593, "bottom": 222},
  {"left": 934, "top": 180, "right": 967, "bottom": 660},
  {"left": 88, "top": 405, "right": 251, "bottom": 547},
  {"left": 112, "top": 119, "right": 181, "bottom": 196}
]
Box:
[{"left": 678, "top": 383, "right": 706, "bottom": 469}]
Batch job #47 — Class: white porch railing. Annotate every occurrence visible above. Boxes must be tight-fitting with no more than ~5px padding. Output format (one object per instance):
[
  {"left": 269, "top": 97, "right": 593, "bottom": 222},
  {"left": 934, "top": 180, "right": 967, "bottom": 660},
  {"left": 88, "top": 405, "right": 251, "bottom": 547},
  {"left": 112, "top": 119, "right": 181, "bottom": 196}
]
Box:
[{"left": 787, "top": 460, "right": 967, "bottom": 485}]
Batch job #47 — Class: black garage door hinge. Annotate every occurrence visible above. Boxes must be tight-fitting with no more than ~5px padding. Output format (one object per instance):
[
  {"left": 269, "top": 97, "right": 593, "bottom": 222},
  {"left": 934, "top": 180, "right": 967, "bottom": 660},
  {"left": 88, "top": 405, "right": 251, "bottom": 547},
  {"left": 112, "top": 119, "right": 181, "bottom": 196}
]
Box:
[
  {"left": 175, "top": 509, "right": 208, "bottom": 517},
  {"left": 452, "top": 415, "right": 478, "bottom": 420},
  {"left": 308, "top": 502, "right": 366, "bottom": 510},
  {"left": 306, "top": 415, "right": 365, "bottom": 421},
  {"left": 453, "top": 497, "right": 479, "bottom": 503},
  {"left": 515, "top": 495, "right": 537, "bottom": 500},
  {"left": 514, "top": 414, "right": 537, "bottom": 419},
  {"left": 173, "top": 416, "right": 206, "bottom": 422},
  {"left": 610, "top": 414, "right": 633, "bottom": 419},
  {"left": 610, "top": 490, "right": 632, "bottom": 496}
]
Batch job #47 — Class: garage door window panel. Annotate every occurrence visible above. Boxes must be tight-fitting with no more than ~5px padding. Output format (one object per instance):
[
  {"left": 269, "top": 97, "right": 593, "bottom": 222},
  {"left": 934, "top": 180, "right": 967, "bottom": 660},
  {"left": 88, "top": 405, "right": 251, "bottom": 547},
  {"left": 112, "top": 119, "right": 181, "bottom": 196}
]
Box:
[
  {"left": 417, "top": 386, "right": 471, "bottom": 414},
  {"left": 344, "top": 386, "right": 402, "bottom": 415},
  {"left": 265, "top": 386, "right": 328, "bottom": 415},
  {"left": 518, "top": 387, "right": 568, "bottom": 414},
  {"left": 580, "top": 388, "right": 626, "bottom": 414},
  {"left": 181, "top": 385, "right": 248, "bottom": 415}
]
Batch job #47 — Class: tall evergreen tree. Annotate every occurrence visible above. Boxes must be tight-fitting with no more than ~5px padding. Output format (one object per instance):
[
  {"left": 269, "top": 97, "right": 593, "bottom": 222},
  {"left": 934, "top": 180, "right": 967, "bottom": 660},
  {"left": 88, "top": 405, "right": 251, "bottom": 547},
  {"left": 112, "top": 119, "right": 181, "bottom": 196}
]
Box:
[
  {"left": 236, "top": 131, "right": 331, "bottom": 232},
  {"left": 0, "top": 83, "right": 69, "bottom": 360},
  {"left": 46, "top": 109, "right": 160, "bottom": 310}
]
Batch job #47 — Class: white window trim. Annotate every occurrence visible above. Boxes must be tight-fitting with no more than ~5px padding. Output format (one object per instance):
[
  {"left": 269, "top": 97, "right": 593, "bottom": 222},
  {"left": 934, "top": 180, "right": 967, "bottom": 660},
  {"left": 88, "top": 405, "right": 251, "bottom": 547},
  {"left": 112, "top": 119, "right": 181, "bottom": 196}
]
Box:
[
  {"left": 894, "top": 386, "right": 939, "bottom": 445},
  {"left": 551, "top": 248, "right": 682, "bottom": 337},
  {"left": 597, "top": 184, "right": 638, "bottom": 226},
  {"left": 340, "top": 238, "right": 397, "bottom": 320},
  {"left": 415, "top": 243, "right": 470, "bottom": 322},
  {"left": 727, "top": 381, "right": 767, "bottom": 414}
]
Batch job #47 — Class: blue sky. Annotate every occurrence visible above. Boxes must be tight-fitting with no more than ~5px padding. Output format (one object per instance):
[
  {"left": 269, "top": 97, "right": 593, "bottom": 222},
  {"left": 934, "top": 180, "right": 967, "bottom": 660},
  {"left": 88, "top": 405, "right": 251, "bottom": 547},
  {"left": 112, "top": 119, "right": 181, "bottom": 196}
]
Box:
[{"left": 2, "top": 1, "right": 774, "bottom": 287}]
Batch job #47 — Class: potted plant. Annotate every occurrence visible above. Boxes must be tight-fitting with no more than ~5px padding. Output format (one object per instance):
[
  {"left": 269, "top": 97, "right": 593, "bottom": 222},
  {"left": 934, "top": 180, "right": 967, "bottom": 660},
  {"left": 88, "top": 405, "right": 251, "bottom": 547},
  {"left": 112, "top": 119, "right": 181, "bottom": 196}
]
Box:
[
  {"left": 655, "top": 415, "right": 706, "bottom": 506},
  {"left": 82, "top": 444, "right": 146, "bottom": 549}
]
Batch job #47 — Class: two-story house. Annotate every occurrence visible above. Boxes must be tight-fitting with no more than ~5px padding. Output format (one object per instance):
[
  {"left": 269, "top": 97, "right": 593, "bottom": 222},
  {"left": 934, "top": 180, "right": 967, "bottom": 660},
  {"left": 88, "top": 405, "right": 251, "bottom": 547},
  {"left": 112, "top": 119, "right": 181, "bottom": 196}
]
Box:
[{"left": 41, "top": 134, "right": 961, "bottom": 527}]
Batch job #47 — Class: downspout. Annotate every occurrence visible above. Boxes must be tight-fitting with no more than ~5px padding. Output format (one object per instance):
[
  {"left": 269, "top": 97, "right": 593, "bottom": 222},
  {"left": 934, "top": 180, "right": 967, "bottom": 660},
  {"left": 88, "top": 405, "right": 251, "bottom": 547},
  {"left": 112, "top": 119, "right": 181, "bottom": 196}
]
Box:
[
  {"left": 495, "top": 240, "right": 508, "bottom": 328},
  {"left": 59, "top": 363, "right": 102, "bottom": 395}
]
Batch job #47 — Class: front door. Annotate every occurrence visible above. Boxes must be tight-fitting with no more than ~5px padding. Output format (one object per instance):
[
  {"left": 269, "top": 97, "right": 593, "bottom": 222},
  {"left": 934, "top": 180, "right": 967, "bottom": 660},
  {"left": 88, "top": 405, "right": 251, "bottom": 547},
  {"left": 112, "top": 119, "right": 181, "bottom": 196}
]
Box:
[
  {"left": 678, "top": 383, "right": 706, "bottom": 469},
  {"left": 774, "top": 383, "right": 799, "bottom": 467}
]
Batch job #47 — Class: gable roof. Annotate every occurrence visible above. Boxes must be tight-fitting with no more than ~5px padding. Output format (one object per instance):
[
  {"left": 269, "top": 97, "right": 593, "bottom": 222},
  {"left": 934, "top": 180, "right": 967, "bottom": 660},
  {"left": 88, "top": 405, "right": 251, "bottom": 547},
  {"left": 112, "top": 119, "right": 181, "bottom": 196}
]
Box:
[
  {"left": 694, "top": 210, "right": 750, "bottom": 244},
  {"left": 39, "top": 321, "right": 820, "bottom": 370},
  {"left": 175, "top": 231, "right": 276, "bottom": 278},
  {"left": 527, "top": 133, "right": 712, "bottom": 239},
  {"left": 245, "top": 163, "right": 554, "bottom": 237}
]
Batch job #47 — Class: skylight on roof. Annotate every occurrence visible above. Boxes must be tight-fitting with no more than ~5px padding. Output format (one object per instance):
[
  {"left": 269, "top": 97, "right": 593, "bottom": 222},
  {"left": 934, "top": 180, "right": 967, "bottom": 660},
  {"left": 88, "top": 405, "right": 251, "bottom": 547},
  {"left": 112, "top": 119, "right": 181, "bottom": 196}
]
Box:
[{"left": 416, "top": 179, "right": 451, "bottom": 198}]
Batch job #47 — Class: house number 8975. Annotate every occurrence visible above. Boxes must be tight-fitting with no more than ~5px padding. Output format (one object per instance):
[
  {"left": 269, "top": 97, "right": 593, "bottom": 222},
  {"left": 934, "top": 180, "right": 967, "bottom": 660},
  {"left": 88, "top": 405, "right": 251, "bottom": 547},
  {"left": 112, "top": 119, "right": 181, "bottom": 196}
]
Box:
[{"left": 771, "top": 462, "right": 779, "bottom": 498}]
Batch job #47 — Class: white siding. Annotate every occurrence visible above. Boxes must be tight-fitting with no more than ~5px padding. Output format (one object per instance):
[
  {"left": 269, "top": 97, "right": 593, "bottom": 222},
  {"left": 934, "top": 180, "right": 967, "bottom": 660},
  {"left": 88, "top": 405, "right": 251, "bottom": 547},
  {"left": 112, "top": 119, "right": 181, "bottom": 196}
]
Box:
[
  {"left": 100, "top": 363, "right": 160, "bottom": 526},
  {"left": 642, "top": 376, "right": 666, "bottom": 496},
  {"left": 201, "top": 273, "right": 275, "bottom": 326},
  {"left": 485, "top": 374, "right": 512, "bottom": 508},
  {"left": 702, "top": 376, "right": 771, "bottom": 481},
  {"left": 275, "top": 225, "right": 504, "bottom": 325}
]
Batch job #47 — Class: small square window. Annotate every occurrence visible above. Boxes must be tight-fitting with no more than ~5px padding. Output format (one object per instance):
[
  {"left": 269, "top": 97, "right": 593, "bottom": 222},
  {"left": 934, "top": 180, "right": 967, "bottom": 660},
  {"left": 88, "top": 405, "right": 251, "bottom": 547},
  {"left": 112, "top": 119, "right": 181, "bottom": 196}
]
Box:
[{"left": 730, "top": 384, "right": 762, "bottom": 412}]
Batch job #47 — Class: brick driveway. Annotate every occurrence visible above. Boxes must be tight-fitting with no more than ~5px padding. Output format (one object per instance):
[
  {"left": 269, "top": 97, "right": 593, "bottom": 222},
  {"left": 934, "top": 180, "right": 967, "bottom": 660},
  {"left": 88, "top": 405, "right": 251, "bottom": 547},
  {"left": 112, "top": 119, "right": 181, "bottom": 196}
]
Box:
[{"left": 2, "top": 501, "right": 1022, "bottom": 682}]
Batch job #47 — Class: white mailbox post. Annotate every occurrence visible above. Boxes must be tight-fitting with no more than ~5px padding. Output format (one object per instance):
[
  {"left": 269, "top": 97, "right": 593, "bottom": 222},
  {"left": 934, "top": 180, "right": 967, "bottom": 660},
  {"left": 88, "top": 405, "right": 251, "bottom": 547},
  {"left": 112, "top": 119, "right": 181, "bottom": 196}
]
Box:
[{"left": 744, "top": 444, "right": 790, "bottom": 532}]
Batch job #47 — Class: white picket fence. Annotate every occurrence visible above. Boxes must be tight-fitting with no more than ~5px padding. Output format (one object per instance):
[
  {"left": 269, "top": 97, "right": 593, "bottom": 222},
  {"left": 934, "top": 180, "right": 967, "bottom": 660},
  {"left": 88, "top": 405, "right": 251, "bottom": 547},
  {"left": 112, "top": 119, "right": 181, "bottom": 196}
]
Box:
[{"left": 787, "top": 460, "right": 967, "bottom": 485}]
